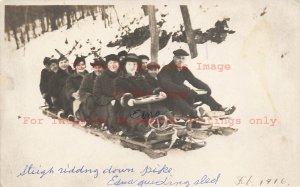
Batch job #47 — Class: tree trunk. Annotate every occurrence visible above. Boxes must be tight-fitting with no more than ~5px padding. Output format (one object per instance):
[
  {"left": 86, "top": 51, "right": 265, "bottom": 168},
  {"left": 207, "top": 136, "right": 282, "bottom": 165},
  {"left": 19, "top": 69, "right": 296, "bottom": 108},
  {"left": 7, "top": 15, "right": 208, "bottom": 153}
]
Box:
[
  {"left": 109, "top": 8, "right": 112, "bottom": 25},
  {"left": 57, "top": 18, "right": 61, "bottom": 28},
  {"left": 7, "top": 31, "right": 11, "bottom": 42},
  {"left": 61, "top": 15, "right": 65, "bottom": 26},
  {"left": 46, "top": 17, "right": 50, "bottom": 32},
  {"left": 86, "top": 9, "right": 91, "bottom": 16},
  {"left": 81, "top": 8, "right": 85, "bottom": 19},
  {"left": 74, "top": 11, "right": 78, "bottom": 21},
  {"left": 90, "top": 7, "right": 96, "bottom": 20},
  {"left": 142, "top": 5, "right": 149, "bottom": 16},
  {"left": 101, "top": 6, "right": 108, "bottom": 28},
  {"left": 50, "top": 15, "right": 58, "bottom": 31},
  {"left": 40, "top": 16, "right": 46, "bottom": 33},
  {"left": 12, "top": 27, "right": 19, "bottom": 49},
  {"left": 112, "top": 6, "right": 122, "bottom": 27},
  {"left": 32, "top": 21, "right": 37, "bottom": 38},
  {"left": 20, "top": 29, "right": 25, "bottom": 45},
  {"left": 148, "top": 5, "right": 159, "bottom": 64},
  {"left": 95, "top": 6, "right": 100, "bottom": 13},
  {"left": 70, "top": 12, "right": 74, "bottom": 22},
  {"left": 180, "top": 5, "right": 198, "bottom": 59},
  {"left": 66, "top": 9, "right": 72, "bottom": 29},
  {"left": 25, "top": 24, "right": 30, "bottom": 42}
]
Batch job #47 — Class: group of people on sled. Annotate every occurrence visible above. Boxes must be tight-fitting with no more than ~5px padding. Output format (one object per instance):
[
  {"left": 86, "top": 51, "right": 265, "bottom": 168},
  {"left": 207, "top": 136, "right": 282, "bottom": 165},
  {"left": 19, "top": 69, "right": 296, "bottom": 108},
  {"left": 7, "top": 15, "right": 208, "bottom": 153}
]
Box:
[{"left": 40, "top": 49, "right": 235, "bottom": 140}]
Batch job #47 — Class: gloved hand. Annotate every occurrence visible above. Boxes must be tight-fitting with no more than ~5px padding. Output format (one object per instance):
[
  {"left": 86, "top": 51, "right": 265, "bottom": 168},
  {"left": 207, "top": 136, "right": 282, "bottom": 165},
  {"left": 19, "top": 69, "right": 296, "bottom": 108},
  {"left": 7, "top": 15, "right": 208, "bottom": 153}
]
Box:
[
  {"left": 42, "top": 93, "right": 47, "bottom": 99},
  {"left": 158, "top": 91, "right": 167, "bottom": 98},
  {"left": 152, "top": 87, "right": 163, "bottom": 95},
  {"left": 127, "top": 99, "right": 135, "bottom": 107},
  {"left": 110, "top": 100, "right": 116, "bottom": 106},
  {"left": 120, "top": 93, "right": 134, "bottom": 107}
]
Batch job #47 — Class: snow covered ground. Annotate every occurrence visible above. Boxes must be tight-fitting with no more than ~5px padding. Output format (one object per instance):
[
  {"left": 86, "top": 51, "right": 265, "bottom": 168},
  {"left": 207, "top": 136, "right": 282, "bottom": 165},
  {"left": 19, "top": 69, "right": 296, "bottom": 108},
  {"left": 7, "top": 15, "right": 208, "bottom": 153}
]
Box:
[{"left": 1, "top": 1, "right": 300, "bottom": 186}]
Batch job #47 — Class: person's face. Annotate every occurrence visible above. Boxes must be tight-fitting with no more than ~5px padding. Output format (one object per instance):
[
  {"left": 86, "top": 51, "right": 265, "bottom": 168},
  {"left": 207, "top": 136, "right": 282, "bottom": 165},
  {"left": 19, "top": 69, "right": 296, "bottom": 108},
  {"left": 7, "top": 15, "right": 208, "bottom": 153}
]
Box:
[
  {"left": 49, "top": 63, "right": 59, "bottom": 73},
  {"left": 141, "top": 59, "right": 149, "bottom": 70},
  {"left": 148, "top": 68, "right": 159, "bottom": 78},
  {"left": 125, "top": 61, "right": 138, "bottom": 75},
  {"left": 93, "top": 65, "right": 103, "bottom": 76},
  {"left": 75, "top": 61, "right": 86, "bottom": 73},
  {"left": 58, "top": 58, "right": 69, "bottom": 70},
  {"left": 107, "top": 60, "right": 119, "bottom": 72},
  {"left": 173, "top": 56, "right": 186, "bottom": 68}
]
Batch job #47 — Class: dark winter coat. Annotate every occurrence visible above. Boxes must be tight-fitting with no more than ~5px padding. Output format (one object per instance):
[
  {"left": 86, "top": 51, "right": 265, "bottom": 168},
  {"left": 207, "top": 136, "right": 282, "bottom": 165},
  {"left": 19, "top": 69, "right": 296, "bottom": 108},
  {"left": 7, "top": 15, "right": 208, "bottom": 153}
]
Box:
[
  {"left": 93, "top": 70, "right": 119, "bottom": 106},
  {"left": 65, "top": 71, "right": 89, "bottom": 101},
  {"left": 157, "top": 60, "right": 211, "bottom": 98},
  {"left": 89, "top": 70, "right": 120, "bottom": 128},
  {"left": 79, "top": 72, "right": 98, "bottom": 104},
  {"left": 144, "top": 71, "right": 159, "bottom": 88},
  {"left": 113, "top": 72, "right": 154, "bottom": 99},
  {"left": 77, "top": 72, "right": 99, "bottom": 121},
  {"left": 48, "top": 68, "right": 72, "bottom": 99},
  {"left": 62, "top": 71, "right": 88, "bottom": 115},
  {"left": 39, "top": 68, "right": 54, "bottom": 95}
]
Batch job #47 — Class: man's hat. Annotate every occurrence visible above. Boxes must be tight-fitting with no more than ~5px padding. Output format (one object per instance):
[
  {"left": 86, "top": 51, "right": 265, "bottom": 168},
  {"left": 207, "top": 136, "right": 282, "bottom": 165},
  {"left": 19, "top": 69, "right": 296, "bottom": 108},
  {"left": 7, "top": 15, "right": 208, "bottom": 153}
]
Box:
[
  {"left": 43, "top": 57, "right": 51, "bottom": 66},
  {"left": 173, "top": 49, "right": 189, "bottom": 56},
  {"left": 125, "top": 53, "right": 141, "bottom": 63},
  {"left": 105, "top": 54, "right": 120, "bottom": 63},
  {"left": 90, "top": 57, "right": 106, "bottom": 67},
  {"left": 139, "top": 55, "right": 150, "bottom": 61},
  {"left": 118, "top": 50, "right": 128, "bottom": 57},
  {"left": 73, "top": 56, "right": 86, "bottom": 68},
  {"left": 147, "top": 62, "right": 161, "bottom": 70}
]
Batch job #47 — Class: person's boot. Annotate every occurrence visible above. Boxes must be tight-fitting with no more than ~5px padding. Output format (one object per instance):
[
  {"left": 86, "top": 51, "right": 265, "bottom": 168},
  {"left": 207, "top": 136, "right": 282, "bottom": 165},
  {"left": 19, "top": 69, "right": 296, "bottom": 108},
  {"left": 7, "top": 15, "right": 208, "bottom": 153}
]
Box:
[
  {"left": 189, "top": 106, "right": 205, "bottom": 119},
  {"left": 67, "top": 114, "right": 75, "bottom": 122},
  {"left": 195, "top": 106, "right": 206, "bottom": 117},
  {"left": 224, "top": 106, "right": 236, "bottom": 115},
  {"left": 188, "top": 110, "right": 198, "bottom": 119},
  {"left": 206, "top": 106, "right": 236, "bottom": 118},
  {"left": 57, "top": 110, "right": 66, "bottom": 119}
]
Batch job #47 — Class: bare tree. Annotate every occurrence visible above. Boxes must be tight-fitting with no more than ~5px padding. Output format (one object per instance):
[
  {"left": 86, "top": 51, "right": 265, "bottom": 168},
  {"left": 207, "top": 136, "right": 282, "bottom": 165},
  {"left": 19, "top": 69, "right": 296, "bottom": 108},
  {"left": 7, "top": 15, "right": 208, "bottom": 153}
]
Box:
[
  {"left": 142, "top": 5, "right": 149, "bottom": 16},
  {"left": 80, "top": 6, "right": 85, "bottom": 19},
  {"left": 66, "top": 6, "right": 72, "bottom": 29},
  {"left": 24, "top": 6, "right": 30, "bottom": 42},
  {"left": 148, "top": 5, "right": 159, "bottom": 63},
  {"left": 40, "top": 15, "right": 46, "bottom": 34},
  {"left": 32, "top": 21, "right": 37, "bottom": 38},
  {"left": 46, "top": 16, "right": 50, "bottom": 32},
  {"left": 180, "top": 5, "right": 198, "bottom": 58},
  {"left": 6, "top": 30, "right": 11, "bottom": 41},
  {"left": 20, "top": 28, "right": 25, "bottom": 45},
  {"left": 90, "top": 6, "right": 96, "bottom": 20},
  {"left": 12, "top": 28, "right": 19, "bottom": 49}
]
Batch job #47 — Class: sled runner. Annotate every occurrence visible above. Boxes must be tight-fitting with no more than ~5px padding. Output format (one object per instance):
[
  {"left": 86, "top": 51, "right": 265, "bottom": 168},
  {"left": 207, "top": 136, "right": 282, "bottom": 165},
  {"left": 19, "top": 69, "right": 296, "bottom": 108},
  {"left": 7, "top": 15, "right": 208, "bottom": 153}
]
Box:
[
  {"left": 39, "top": 106, "right": 62, "bottom": 119},
  {"left": 173, "top": 114, "right": 238, "bottom": 137}
]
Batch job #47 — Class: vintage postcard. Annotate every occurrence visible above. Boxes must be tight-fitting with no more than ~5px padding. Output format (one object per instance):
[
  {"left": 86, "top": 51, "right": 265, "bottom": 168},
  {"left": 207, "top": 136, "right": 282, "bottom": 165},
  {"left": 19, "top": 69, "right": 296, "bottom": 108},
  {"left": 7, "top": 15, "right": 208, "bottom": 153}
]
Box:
[{"left": 0, "top": 0, "right": 299, "bottom": 186}]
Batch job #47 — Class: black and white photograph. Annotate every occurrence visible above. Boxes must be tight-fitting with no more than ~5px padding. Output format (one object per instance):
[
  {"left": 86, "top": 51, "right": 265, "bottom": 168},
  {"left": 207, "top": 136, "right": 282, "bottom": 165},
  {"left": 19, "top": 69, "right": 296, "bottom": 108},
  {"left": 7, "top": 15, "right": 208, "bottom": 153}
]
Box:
[{"left": 1, "top": 0, "right": 300, "bottom": 186}]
